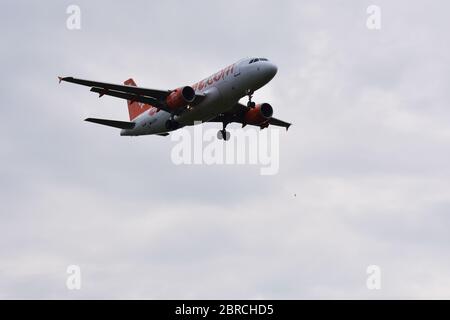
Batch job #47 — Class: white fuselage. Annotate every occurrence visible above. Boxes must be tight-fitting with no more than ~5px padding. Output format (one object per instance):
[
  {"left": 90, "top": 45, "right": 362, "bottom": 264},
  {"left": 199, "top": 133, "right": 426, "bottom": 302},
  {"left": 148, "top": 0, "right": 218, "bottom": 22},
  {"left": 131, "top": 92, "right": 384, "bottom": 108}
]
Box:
[{"left": 120, "top": 58, "right": 278, "bottom": 136}]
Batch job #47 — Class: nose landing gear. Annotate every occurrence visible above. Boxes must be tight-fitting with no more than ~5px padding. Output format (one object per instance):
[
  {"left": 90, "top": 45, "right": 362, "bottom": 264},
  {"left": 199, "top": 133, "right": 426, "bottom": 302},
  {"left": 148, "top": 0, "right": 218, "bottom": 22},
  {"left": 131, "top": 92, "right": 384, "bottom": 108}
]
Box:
[{"left": 246, "top": 90, "right": 256, "bottom": 108}]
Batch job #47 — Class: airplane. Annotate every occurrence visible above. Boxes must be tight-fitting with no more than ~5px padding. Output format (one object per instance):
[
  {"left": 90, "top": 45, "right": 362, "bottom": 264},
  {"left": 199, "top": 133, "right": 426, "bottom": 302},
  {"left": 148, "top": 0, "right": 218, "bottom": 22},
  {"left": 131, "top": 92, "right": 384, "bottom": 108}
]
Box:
[{"left": 58, "top": 57, "right": 291, "bottom": 141}]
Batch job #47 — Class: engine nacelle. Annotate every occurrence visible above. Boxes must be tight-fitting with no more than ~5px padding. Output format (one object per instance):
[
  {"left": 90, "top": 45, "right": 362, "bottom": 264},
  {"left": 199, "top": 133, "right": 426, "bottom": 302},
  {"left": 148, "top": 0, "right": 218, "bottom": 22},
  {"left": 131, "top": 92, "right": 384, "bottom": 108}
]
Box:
[
  {"left": 244, "top": 103, "right": 273, "bottom": 125},
  {"left": 166, "top": 86, "right": 196, "bottom": 110}
]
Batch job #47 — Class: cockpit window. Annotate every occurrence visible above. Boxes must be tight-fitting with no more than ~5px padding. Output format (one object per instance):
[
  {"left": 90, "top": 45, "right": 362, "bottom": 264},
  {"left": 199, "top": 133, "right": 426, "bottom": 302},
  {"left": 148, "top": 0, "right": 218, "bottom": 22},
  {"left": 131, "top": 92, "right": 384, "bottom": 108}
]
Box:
[{"left": 249, "top": 58, "right": 268, "bottom": 64}]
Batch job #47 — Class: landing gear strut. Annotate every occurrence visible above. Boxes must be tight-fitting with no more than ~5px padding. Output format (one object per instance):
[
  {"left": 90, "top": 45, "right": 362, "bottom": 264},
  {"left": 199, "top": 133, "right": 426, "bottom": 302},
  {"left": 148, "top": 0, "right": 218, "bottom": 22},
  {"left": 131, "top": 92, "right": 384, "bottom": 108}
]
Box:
[
  {"left": 246, "top": 90, "right": 256, "bottom": 108},
  {"left": 165, "top": 115, "right": 179, "bottom": 130},
  {"left": 217, "top": 122, "right": 230, "bottom": 141}
]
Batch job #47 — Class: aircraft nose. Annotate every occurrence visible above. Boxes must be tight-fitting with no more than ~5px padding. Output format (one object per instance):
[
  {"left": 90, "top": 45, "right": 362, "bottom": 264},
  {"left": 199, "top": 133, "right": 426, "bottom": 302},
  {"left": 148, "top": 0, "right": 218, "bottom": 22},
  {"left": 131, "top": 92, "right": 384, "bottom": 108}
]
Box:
[
  {"left": 268, "top": 62, "right": 278, "bottom": 77},
  {"left": 263, "top": 62, "right": 278, "bottom": 80}
]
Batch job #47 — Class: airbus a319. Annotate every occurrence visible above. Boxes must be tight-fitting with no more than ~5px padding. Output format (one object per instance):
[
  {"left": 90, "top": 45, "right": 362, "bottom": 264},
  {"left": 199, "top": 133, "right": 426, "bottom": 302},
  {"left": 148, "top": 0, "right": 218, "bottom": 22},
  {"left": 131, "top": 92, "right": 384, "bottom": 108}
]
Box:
[{"left": 59, "top": 57, "right": 291, "bottom": 141}]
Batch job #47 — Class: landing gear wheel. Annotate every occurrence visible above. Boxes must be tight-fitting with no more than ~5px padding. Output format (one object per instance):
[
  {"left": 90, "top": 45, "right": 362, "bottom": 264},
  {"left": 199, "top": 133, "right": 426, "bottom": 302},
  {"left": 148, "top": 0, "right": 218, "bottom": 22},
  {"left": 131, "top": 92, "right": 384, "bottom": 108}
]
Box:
[
  {"left": 246, "top": 90, "right": 255, "bottom": 108},
  {"left": 165, "top": 119, "right": 179, "bottom": 130},
  {"left": 217, "top": 129, "right": 230, "bottom": 141},
  {"left": 218, "top": 122, "right": 230, "bottom": 141}
]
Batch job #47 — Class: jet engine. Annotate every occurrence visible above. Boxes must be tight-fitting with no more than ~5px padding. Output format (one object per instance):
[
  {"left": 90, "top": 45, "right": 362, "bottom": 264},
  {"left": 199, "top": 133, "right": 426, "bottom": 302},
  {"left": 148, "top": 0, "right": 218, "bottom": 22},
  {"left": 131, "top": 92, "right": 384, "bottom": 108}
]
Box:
[
  {"left": 244, "top": 103, "right": 273, "bottom": 125},
  {"left": 166, "top": 86, "right": 196, "bottom": 110}
]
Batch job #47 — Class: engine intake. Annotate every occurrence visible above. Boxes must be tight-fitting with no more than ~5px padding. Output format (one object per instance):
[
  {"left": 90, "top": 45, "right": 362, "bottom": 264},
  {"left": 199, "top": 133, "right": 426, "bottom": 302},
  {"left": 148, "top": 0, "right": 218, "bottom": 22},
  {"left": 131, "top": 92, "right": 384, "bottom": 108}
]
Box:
[
  {"left": 166, "top": 86, "right": 196, "bottom": 110},
  {"left": 244, "top": 103, "right": 273, "bottom": 125}
]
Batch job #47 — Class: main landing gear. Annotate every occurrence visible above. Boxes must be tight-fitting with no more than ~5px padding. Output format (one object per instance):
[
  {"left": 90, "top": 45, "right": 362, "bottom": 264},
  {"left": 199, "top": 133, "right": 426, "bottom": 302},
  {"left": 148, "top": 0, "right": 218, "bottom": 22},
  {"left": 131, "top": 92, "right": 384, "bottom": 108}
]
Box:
[
  {"left": 165, "top": 114, "right": 179, "bottom": 130},
  {"left": 217, "top": 122, "right": 230, "bottom": 141},
  {"left": 247, "top": 90, "right": 256, "bottom": 108}
]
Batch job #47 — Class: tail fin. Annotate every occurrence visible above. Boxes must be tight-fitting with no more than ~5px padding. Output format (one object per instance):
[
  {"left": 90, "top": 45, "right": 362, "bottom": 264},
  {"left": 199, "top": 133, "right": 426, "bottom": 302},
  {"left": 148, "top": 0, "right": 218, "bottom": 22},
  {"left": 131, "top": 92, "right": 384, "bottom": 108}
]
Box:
[{"left": 124, "top": 78, "right": 152, "bottom": 121}]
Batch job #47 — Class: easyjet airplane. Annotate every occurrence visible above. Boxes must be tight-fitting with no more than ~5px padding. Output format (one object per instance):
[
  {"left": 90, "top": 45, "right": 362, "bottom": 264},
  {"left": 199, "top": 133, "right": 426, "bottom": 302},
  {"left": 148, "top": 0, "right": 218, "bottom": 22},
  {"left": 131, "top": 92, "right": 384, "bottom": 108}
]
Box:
[{"left": 59, "top": 57, "right": 291, "bottom": 140}]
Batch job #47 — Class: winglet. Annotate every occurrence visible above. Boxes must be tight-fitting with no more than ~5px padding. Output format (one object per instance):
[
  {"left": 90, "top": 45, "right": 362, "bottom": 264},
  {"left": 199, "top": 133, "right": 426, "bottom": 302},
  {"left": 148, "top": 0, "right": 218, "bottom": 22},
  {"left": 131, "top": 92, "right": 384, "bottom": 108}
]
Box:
[{"left": 58, "top": 76, "right": 63, "bottom": 84}]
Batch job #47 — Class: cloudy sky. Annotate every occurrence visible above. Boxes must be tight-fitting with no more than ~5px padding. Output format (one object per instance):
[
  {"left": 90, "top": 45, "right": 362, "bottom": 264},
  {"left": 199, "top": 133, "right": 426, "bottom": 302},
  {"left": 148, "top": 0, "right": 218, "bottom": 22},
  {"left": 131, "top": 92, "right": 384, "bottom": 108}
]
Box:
[{"left": 1, "top": 0, "right": 450, "bottom": 299}]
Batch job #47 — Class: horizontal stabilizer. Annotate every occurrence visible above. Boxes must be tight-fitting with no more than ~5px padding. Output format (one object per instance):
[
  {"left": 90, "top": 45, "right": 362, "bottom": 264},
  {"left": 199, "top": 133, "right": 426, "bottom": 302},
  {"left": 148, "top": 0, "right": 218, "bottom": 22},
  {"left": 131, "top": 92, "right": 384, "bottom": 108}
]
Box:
[{"left": 85, "top": 118, "right": 135, "bottom": 129}]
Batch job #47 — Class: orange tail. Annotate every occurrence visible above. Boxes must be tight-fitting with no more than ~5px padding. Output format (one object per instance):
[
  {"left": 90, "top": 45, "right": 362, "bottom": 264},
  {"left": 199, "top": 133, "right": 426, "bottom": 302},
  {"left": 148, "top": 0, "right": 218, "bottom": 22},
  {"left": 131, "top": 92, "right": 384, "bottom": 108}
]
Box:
[{"left": 124, "top": 78, "right": 152, "bottom": 121}]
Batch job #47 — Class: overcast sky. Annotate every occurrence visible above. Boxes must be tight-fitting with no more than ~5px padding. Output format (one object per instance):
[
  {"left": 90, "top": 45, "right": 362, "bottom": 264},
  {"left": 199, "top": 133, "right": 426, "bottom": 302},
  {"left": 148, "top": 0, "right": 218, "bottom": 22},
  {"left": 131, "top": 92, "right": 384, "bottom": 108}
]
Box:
[{"left": 1, "top": 0, "right": 450, "bottom": 299}]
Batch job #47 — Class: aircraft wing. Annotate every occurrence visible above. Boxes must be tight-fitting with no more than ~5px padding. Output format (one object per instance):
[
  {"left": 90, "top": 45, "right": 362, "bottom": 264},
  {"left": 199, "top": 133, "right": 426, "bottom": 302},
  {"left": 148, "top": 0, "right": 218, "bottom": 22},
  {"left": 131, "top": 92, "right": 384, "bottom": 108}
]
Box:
[
  {"left": 208, "top": 103, "right": 291, "bottom": 130},
  {"left": 58, "top": 76, "right": 205, "bottom": 113},
  {"left": 266, "top": 117, "right": 292, "bottom": 129}
]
